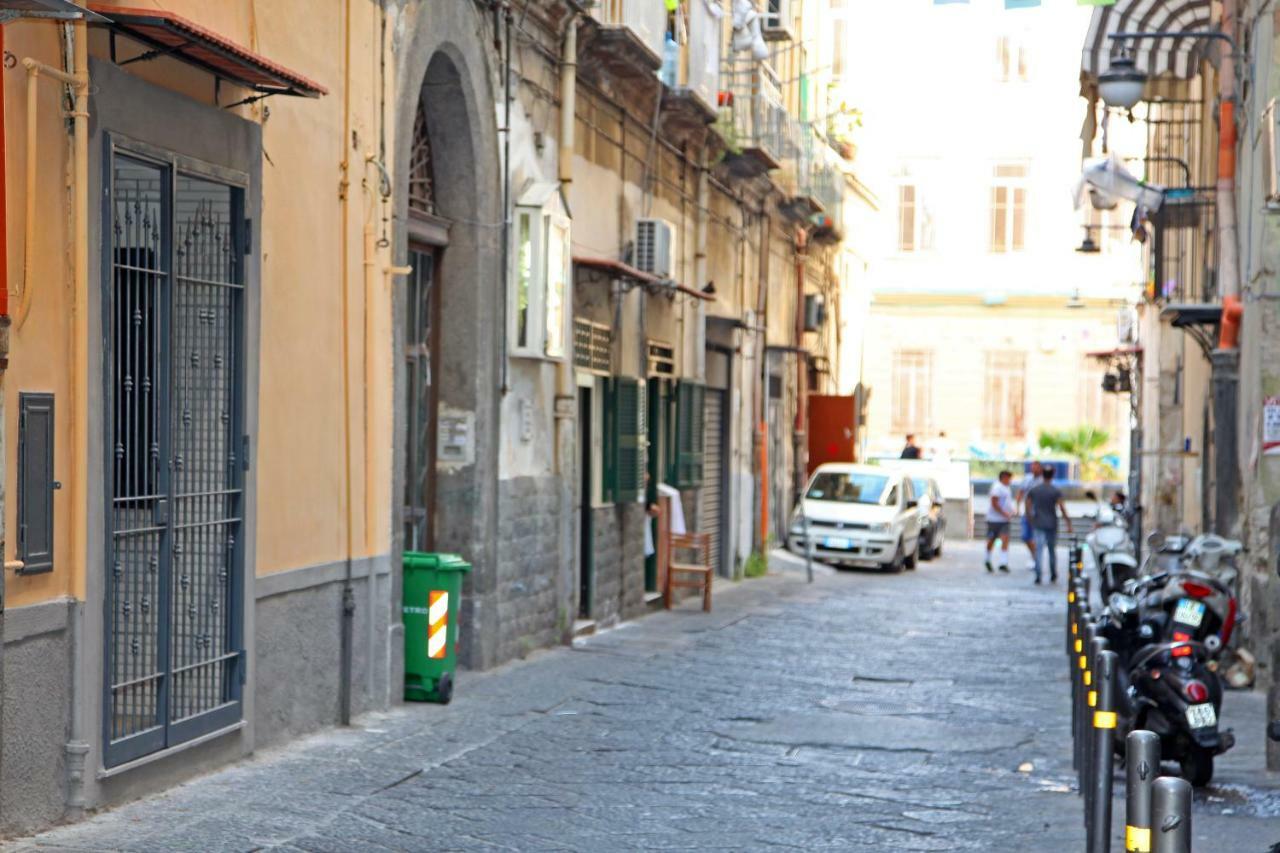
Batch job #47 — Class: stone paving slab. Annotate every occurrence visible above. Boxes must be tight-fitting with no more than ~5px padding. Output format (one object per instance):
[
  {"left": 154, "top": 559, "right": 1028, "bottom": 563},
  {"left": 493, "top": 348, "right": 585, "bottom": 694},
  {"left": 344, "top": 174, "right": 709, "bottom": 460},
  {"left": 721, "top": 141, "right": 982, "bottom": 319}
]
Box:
[{"left": 7, "top": 541, "right": 1280, "bottom": 852}]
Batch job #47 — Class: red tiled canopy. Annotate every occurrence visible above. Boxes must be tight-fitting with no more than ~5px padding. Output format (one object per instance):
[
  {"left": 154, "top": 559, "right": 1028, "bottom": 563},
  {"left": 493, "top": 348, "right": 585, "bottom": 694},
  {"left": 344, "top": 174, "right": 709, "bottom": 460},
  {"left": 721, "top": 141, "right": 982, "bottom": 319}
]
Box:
[{"left": 88, "top": 5, "right": 326, "bottom": 99}]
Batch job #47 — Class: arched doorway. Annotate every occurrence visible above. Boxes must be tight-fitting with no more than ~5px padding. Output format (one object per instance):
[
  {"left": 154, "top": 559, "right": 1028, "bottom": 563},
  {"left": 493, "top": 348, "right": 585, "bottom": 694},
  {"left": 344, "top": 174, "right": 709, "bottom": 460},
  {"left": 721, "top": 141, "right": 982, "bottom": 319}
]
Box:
[
  {"left": 402, "top": 101, "right": 444, "bottom": 552},
  {"left": 393, "top": 15, "right": 503, "bottom": 669}
]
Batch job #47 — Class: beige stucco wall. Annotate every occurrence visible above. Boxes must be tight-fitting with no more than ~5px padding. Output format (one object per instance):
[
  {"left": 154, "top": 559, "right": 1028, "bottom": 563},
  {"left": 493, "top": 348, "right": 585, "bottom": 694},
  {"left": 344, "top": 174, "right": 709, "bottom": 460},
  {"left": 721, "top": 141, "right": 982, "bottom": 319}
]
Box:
[{"left": 3, "top": 2, "right": 396, "bottom": 610}]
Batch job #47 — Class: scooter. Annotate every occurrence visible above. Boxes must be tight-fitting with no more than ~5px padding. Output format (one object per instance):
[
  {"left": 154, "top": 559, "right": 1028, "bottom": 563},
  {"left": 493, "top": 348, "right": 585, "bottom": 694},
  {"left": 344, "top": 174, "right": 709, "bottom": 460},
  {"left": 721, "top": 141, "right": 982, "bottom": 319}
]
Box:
[
  {"left": 1100, "top": 587, "right": 1235, "bottom": 786},
  {"left": 1134, "top": 534, "right": 1243, "bottom": 659},
  {"left": 1083, "top": 492, "right": 1138, "bottom": 598}
]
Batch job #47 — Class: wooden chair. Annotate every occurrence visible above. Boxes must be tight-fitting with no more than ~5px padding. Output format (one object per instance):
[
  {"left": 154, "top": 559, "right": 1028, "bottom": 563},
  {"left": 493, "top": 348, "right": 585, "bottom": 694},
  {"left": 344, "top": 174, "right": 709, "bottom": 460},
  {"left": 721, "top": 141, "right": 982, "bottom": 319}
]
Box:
[{"left": 665, "top": 527, "right": 713, "bottom": 613}]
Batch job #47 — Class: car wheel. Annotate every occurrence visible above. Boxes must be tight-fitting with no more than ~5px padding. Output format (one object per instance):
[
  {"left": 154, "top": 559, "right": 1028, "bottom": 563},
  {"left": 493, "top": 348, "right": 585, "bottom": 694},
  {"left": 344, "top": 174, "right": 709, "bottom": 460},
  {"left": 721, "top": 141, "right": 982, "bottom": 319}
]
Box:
[
  {"left": 884, "top": 540, "right": 906, "bottom": 573},
  {"left": 904, "top": 541, "right": 918, "bottom": 570},
  {"left": 919, "top": 529, "right": 935, "bottom": 561},
  {"left": 933, "top": 534, "right": 943, "bottom": 558}
]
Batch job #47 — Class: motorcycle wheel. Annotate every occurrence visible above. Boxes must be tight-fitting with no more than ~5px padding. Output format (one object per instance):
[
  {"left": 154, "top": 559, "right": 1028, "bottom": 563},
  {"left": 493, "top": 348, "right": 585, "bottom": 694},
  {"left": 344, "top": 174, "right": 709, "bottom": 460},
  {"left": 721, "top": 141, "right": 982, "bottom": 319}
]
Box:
[{"left": 1179, "top": 746, "right": 1214, "bottom": 787}]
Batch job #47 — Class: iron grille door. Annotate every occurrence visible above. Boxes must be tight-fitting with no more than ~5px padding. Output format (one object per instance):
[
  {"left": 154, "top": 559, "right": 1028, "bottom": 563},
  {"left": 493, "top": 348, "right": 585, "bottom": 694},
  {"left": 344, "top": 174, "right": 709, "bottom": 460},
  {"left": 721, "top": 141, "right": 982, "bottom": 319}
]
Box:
[{"left": 105, "top": 152, "right": 245, "bottom": 767}]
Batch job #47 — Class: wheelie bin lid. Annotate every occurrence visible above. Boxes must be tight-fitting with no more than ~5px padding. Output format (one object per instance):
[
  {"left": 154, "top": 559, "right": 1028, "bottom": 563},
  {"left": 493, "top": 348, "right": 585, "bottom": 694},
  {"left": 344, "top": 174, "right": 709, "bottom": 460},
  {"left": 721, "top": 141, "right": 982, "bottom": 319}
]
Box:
[{"left": 403, "top": 551, "right": 471, "bottom": 572}]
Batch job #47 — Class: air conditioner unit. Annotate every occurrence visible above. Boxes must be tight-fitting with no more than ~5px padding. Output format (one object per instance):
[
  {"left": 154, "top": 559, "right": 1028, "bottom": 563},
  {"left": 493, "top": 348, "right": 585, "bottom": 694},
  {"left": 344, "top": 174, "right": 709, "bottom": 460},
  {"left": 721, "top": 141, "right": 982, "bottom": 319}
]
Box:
[
  {"left": 635, "top": 218, "right": 677, "bottom": 280},
  {"left": 761, "top": 0, "right": 793, "bottom": 41}
]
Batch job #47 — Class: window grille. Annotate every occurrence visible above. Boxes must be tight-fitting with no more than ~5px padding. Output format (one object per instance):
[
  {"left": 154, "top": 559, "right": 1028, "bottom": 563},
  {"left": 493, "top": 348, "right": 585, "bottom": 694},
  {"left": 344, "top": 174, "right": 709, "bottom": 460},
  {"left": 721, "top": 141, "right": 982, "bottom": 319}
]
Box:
[
  {"left": 573, "top": 318, "right": 612, "bottom": 374},
  {"left": 408, "top": 104, "right": 436, "bottom": 217}
]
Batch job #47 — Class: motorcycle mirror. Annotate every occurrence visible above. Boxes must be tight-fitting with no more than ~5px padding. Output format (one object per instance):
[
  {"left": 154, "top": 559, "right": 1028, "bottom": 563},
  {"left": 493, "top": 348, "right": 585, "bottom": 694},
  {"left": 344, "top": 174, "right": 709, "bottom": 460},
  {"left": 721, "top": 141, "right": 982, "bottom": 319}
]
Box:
[{"left": 1147, "top": 531, "right": 1166, "bottom": 550}]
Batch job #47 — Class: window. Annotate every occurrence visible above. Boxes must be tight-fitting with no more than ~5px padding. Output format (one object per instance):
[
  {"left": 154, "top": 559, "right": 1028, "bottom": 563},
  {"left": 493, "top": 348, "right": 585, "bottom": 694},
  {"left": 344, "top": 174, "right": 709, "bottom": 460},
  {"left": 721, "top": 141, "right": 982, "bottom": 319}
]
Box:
[
  {"left": 806, "top": 471, "right": 888, "bottom": 504},
  {"left": 891, "top": 349, "right": 932, "bottom": 434},
  {"left": 831, "top": 18, "right": 846, "bottom": 79},
  {"left": 996, "top": 36, "right": 1029, "bottom": 82},
  {"left": 984, "top": 351, "right": 1026, "bottom": 439},
  {"left": 897, "top": 184, "right": 934, "bottom": 253},
  {"left": 510, "top": 181, "right": 572, "bottom": 359},
  {"left": 990, "top": 163, "right": 1027, "bottom": 253},
  {"left": 885, "top": 485, "right": 899, "bottom": 507}
]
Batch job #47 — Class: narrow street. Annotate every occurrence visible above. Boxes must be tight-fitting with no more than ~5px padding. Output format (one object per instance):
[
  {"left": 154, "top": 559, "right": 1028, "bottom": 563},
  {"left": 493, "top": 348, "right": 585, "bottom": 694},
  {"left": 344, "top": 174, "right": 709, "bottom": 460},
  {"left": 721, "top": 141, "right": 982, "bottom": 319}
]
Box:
[{"left": 12, "top": 543, "right": 1279, "bottom": 853}]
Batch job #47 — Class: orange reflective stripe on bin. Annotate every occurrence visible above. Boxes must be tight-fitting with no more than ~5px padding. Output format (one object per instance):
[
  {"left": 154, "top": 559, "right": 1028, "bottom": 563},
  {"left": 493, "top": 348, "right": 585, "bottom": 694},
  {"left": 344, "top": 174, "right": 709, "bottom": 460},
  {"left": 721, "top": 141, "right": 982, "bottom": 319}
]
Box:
[{"left": 428, "top": 590, "right": 449, "bottom": 659}]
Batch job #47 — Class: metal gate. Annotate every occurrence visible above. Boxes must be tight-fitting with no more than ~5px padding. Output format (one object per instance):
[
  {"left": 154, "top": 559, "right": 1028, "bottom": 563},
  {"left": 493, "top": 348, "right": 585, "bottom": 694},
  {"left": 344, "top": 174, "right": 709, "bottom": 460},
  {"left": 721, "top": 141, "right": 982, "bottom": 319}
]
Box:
[
  {"left": 700, "top": 389, "right": 725, "bottom": 574},
  {"left": 104, "top": 149, "right": 246, "bottom": 767}
]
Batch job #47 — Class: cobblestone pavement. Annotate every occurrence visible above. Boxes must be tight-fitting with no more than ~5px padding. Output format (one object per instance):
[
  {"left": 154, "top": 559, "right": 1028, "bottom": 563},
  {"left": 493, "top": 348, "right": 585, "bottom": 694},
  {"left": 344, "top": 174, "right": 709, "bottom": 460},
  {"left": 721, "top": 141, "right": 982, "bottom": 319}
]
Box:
[{"left": 10, "top": 542, "right": 1280, "bottom": 852}]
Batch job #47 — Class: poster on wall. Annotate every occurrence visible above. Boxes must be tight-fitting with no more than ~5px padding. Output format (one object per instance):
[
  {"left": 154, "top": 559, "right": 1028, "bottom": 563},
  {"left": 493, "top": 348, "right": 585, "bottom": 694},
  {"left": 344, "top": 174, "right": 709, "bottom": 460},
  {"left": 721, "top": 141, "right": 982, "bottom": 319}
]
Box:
[{"left": 1264, "top": 396, "right": 1280, "bottom": 456}]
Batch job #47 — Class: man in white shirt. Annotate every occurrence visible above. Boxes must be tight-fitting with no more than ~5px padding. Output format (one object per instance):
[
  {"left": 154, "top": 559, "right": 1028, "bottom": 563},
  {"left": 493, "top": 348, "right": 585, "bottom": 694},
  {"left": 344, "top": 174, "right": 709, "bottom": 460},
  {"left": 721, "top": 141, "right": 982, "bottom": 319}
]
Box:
[{"left": 985, "top": 470, "right": 1015, "bottom": 574}]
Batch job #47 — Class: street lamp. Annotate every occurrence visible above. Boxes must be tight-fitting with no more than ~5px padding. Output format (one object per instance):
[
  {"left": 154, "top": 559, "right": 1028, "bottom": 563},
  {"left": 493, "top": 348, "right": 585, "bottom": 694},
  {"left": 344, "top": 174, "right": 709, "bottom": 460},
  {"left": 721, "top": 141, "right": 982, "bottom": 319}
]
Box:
[{"left": 1098, "top": 54, "right": 1147, "bottom": 110}]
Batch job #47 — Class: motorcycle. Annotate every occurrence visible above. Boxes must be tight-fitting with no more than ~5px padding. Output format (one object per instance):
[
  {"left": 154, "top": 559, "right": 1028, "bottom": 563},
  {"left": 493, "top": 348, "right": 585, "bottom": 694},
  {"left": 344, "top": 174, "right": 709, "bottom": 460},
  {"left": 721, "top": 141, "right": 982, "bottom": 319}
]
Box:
[
  {"left": 1082, "top": 492, "right": 1138, "bottom": 598},
  {"left": 1100, "top": 582, "right": 1235, "bottom": 786},
  {"left": 1141, "top": 534, "right": 1242, "bottom": 658}
]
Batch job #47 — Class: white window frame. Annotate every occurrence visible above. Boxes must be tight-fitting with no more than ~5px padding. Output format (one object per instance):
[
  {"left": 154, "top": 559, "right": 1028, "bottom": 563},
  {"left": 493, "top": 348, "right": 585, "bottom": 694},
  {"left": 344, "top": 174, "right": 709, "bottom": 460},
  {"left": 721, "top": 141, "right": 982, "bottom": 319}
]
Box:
[
  {"left": 510, "top": 181, "right": 572, "bottom": 360},
  {"left": 989, "top": 163, "right": 1028, "bottom": 254},
  {"left": 897, "top": 183, "right": 934, "bottom": 254}
]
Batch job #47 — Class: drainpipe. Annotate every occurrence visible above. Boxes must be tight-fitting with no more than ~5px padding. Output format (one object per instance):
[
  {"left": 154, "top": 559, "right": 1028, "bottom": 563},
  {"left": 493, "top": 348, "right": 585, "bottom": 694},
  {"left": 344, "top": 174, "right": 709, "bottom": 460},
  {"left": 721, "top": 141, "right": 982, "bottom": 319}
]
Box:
[
  {"left": 338, "top": 0, "right": 356, "bottom": 727},
  {"left": 556, "top": 13, "right": 578, "bottom": 641},
  {"left": 755, "top": 210, "right": 770, "bottom": 553},
  {"left": 793, "top": 228, "right": 807, "bottom": 499},
  {"left": 1211, "top": 0, "right": 1241, "bottom": 537}
]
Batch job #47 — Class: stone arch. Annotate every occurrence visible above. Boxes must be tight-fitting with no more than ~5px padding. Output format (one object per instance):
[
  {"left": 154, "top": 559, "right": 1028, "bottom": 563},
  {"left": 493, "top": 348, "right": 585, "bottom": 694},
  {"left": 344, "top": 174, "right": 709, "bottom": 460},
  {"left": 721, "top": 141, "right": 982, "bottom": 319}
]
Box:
[{"left": 392, "top": 4, "right": 503, "bottom": 671}]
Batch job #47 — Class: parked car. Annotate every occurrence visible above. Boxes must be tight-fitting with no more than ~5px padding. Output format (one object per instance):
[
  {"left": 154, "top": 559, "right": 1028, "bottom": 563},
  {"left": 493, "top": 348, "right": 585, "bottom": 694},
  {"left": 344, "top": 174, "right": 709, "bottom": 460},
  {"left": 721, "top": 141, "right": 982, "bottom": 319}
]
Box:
[
  {"left": 788, "top": 464, "right": 921, "bottom": 572},
  {"left": 910, "top": 476, "right": 946, "bottom": 560}
]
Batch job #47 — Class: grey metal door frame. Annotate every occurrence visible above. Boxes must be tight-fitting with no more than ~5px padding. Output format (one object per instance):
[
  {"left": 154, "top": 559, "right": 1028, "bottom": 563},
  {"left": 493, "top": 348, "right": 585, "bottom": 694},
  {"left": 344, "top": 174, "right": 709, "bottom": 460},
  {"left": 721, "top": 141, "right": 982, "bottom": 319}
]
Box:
[{"left": 101, "top": 135, "right": 248, "bottom": 768}]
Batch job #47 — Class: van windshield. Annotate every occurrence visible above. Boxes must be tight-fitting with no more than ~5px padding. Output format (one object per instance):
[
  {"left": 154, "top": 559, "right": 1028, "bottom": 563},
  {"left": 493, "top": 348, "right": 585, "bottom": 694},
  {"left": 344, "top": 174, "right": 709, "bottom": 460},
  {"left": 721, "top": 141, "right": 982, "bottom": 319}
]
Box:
[{"left": 806, "top": 472, "right": 889, "bottom": 505}]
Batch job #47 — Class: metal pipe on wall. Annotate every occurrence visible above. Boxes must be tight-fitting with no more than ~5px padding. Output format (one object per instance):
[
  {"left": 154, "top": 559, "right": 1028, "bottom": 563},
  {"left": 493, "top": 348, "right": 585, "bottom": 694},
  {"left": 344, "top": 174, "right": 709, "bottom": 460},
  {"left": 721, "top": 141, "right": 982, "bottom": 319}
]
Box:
[
  {"left": 556, "top": 12, "right": 578, "bottom": 638},
  {"left": 338, "top": 0, "right": 356, "bottom": 727}
]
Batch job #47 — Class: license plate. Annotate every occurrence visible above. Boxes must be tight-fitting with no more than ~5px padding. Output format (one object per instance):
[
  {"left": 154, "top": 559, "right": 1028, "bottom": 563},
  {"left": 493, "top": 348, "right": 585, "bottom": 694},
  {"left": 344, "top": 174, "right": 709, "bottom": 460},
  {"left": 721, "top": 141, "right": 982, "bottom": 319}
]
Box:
[
  {"left": 1174, "top": 598, "right": 1206, "bottom": 628},
  {"left": 822, "top": 537, "right": 853, "bottom": 550},
  {"left": 1185, "top": 703, "right": 1217, "bottom": 729}
]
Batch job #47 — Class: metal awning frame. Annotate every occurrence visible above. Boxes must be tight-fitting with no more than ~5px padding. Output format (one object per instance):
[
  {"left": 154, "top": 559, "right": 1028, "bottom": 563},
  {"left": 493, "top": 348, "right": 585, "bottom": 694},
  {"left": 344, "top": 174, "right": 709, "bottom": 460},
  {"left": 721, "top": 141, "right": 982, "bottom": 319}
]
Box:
[
  {"left": 0, "top": 0, "right": 109, "bottom": 24},
  {"left": 90, "top": 7, "right": 326, "bottom": 107}
]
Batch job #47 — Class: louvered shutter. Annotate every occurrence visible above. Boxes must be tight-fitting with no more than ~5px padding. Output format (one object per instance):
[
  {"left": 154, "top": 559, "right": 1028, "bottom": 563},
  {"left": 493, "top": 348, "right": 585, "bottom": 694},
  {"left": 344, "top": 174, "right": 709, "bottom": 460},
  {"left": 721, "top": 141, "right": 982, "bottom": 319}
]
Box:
[{"left": 614, "top": 377, "right": 647, "bottom": 502}]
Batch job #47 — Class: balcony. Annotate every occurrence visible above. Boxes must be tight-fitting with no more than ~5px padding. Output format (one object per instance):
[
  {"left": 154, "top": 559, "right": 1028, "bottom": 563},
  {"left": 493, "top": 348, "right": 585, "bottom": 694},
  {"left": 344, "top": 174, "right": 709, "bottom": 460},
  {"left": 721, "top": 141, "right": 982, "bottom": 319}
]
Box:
[
  {"left": 718, "top": 60, "right": 799, "bottom": 179},
  {"left": 660, "top": 0, "right": 720, "bottom": 133},
  {"left": 583, "top": 0, "right": 667, "bottom": 82},
  {"left": 1149, "top": 186, "right": 1216, "bottom": 304}
]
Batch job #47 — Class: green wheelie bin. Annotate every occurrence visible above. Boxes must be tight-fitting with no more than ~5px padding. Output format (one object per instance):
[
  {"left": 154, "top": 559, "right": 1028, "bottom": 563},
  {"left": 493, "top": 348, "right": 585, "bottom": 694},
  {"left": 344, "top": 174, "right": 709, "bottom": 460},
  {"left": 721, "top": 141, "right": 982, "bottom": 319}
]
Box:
[{"left": 403, "top": 552, "right": 471, "bottom": 703}]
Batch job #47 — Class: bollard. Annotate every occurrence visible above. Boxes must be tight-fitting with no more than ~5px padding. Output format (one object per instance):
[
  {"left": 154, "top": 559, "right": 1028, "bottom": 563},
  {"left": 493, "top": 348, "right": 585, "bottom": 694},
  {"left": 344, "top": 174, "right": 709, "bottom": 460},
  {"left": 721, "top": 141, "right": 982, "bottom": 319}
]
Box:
[
  {"left": 1085, "top": 630, "right": 1107, "bottom": 835},
  {"left": 1150, "top": 777, "right": 1192, "bottom": 853},
  {"left": 1125, "top": 730, "right": 1161, "bottom": 852},
  {"left": 1090, "top": 649, "right": 1118, "bottom": 853},
  {"left": 1077, "top": 618, "right": 1097, "bottom": 802},
  {"left": 1069, "top": 584, "right": 1081, "bottom": 771}
]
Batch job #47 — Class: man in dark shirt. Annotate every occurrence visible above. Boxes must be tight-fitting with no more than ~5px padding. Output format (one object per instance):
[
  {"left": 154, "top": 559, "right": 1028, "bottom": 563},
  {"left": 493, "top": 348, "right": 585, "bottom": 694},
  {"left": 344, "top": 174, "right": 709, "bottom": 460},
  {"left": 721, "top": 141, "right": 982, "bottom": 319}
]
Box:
[
  {"left": 1026, "top": 466, "right": 1072, "bottom": 584},
  {"left": 900, "top": 434, "right": 922, "bottom": 459}
]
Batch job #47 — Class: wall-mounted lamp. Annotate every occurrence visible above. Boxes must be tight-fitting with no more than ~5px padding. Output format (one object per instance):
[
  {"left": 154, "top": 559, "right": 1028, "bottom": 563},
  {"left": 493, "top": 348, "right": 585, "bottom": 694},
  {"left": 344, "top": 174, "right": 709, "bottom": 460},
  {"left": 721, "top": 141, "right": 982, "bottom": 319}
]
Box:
[{"left": 1098, "top": 54, "right": 1147, "bottom": 110}]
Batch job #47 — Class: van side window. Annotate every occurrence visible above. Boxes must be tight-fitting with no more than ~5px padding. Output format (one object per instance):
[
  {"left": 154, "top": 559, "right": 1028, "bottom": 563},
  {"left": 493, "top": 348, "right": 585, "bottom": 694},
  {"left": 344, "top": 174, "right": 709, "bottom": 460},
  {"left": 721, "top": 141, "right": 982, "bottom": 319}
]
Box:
[{"left": 886, "top": 485, "right": 899, "bottom": 506}]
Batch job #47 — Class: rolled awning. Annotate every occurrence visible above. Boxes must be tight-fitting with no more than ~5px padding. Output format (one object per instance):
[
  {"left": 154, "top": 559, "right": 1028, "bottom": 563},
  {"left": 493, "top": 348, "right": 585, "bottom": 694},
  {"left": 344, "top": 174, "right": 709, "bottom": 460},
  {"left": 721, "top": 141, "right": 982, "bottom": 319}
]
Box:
[{"left": 1081, "top": 0, "right": 1216, "bottom": 87}]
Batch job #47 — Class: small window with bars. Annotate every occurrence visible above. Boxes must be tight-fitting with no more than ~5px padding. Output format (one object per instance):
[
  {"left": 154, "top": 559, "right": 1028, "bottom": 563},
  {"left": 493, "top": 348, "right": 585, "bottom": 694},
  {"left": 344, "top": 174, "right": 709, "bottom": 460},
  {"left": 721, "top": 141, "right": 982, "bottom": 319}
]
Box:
[{"left": 573, "top": 318, "right": 613, "bottom": 374}]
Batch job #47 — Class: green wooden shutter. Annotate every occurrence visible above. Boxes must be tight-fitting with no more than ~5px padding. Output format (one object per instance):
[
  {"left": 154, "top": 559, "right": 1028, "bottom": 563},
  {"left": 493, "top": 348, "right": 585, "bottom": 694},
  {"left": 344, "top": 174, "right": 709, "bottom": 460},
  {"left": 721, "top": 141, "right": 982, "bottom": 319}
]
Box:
[
  {"left": 615, "top": 377, "right": 647, "bottom": 503},
  {"left": 672, "top": 381, "right": 706, "bottom": 489}
]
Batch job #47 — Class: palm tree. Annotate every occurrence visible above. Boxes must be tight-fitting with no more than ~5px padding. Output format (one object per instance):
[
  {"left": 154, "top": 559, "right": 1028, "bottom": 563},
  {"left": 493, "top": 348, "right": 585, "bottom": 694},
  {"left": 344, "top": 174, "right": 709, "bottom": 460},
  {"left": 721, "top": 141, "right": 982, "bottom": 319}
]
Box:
[{"left": 1038, "top": 425, "right": 1116, "bottom": 482}]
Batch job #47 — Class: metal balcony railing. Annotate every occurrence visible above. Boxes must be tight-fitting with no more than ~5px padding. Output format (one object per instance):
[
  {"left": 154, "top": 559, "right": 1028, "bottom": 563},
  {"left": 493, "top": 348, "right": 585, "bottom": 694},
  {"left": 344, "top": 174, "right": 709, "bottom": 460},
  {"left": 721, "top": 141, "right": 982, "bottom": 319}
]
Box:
[
  {"left": 720, "top": 59, "right": 801, "bottom": 167},
  {"left": 1150, "top": 186, "right": 1216, "bottom": 304}
]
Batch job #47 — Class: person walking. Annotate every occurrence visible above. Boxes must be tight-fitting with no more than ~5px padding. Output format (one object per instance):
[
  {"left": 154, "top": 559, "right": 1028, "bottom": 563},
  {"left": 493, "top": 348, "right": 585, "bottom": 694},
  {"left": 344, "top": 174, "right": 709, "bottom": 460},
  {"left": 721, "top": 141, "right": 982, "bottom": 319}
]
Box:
[
  {"left": 1025, "top": 466, "right": 1072, "bottom": 584},
  {"left": 1015, "top": 461, "right": 1043, "bottom": 570},
  {"left": 900, "top": 434, "right": 922, "bottom": 459},
  {"left": 985, "top": 470, "right": 1015, "bottom": 573}
]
